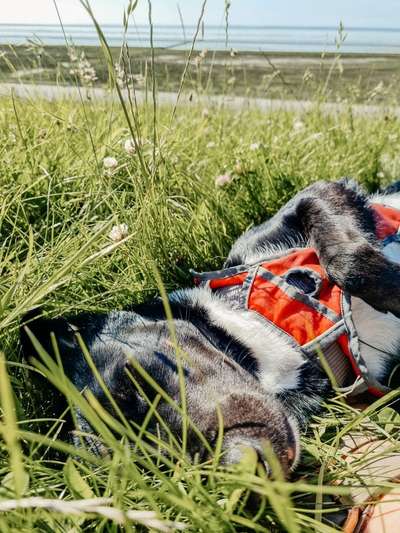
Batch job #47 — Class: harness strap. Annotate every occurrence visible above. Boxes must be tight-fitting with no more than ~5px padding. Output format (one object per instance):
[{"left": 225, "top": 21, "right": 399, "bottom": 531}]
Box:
[{"left": 316, "top": 342, "right": 364, "bottom": 391}]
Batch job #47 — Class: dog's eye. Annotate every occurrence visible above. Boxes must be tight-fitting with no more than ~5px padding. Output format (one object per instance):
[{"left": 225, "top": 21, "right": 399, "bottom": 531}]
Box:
[{"left": 284, "top": 268, "right": 321, "bottom": 297}]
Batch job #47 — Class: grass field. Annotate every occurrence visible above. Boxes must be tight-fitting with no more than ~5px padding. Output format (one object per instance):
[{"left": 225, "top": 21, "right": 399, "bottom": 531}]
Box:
[{"left": 2, "top": 12, "right": 400, "bottom": 532}]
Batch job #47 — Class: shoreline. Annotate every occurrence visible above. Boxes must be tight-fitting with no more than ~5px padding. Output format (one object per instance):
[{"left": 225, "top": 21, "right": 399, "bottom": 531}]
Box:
[{"left": 2, "top": 43, "right": 400, "bottom": 57}]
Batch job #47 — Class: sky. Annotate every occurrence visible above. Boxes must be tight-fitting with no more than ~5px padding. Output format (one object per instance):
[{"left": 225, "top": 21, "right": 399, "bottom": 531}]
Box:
[{"left": 1, "top": 0, "right": 399, "bottom": 28}]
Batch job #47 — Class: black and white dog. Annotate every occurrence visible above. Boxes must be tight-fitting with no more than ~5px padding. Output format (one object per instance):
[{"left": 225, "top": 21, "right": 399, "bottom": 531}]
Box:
[{"left": 21, "top": 179, "right": 400, "bottom": 476}]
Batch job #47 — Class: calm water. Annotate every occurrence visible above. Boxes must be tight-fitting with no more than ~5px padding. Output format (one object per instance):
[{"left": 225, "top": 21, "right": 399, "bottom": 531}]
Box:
[{"left": 1, "top": 24, "right": 400, "bottom": 53}]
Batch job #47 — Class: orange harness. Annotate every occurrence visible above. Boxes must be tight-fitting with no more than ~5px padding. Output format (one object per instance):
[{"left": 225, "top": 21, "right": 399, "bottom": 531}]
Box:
[{"left": 193, "top": 204, "right": 400, "bottom": 398}]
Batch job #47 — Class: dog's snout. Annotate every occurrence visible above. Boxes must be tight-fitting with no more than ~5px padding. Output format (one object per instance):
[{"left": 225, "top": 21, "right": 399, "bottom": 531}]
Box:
[
  {"left": 212, "top": 393, "right": 300, "bottom": 477},
  {"left": 221, "top": 435, "right": 271, "bottom": 472},
  {"left": 221, "top": 421, "right": 299, "bottom": 476}
]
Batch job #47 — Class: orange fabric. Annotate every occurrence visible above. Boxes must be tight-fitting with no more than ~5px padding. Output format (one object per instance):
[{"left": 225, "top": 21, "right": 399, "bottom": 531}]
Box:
[
  {"left": 373, "top": 204, "right": 400, "bottom": 240},
  {"left": 261, "top": 251, "right": 343, "bottom": 315},
  {"left": 263, "top": 248, "right": 323, "bottom": 277},
  {"left": 366, "top": 386, "right": 386, "bottom": 398},
  {"left": 318, "top": 282, "right": 343, "bottom": 316},
  {"left": 248, "top": 275, "right": 336, "bottom": 346},
  {"left": 208, "top": 272, "right": 248, "bottom": 290}
]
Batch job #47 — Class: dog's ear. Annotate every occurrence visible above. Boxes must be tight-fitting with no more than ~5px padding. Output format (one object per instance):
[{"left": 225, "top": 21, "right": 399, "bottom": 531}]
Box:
[
  {"left": 19, "top": 310, "right": 79, "bottom": 433},
  {"left": 20, "top": 309, "right": 82, "bottom": 375},
  {"left": 22, "top": 311, "right": 71, "bottom": 352}
]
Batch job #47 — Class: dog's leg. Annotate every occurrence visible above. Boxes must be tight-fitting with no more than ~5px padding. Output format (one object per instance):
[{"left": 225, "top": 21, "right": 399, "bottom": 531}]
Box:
[
  {"left": 297, "top": 181, "right": 400, "bottom": 316},
  {"left": 228, "top": 179, "right": 400, "bottom": 315}
]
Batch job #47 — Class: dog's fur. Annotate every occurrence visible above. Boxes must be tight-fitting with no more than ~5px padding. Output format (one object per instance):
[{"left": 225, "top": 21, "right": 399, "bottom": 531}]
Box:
[{"left": 21, "top": 179, "right": 400, "bottom": 475}]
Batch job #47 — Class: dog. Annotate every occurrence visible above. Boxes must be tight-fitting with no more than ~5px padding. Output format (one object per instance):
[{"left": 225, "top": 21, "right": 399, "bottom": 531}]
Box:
[{"left": 21, "top": 178, "right": 400, "bottom": 476}]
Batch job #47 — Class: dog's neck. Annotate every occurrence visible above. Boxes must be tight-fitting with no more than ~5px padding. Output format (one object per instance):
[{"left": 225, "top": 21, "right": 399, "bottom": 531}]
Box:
[{"left": 171, "top": 288, "right": 307, "bottom": 393}]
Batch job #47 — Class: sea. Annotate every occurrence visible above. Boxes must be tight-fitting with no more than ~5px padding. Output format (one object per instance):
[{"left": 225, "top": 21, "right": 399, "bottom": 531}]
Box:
[{"left": 0, "top": 24, "right": 400, "bottom": 54}]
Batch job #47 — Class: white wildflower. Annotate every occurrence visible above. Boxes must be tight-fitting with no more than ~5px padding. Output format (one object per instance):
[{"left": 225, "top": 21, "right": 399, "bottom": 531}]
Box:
[
  {"left": 124, "top": 138, "right": 136, "bottom": 155},
  {"left": 293, "top": 120, "right": 305, "bottom": 132},
  {"left": 103, "top": 156, "right": 118, "bottom": 170},
  {"left": 202, "top": 108, "right": 210, "bottom": 119},
  {"left": 377, "top": 171, "right": 385, "bottom": 178},
  {"left": 206, "top": 141, "right": 216, "bottom": 149},
  {"left": 109, "top": 223, "right": 129, "bottom": 242},
  {"left": 249, "top": 142, "right": 261, "bottom": 151},
  {"left": 215, "top": 173, "right": 233, "bottom": 187}
]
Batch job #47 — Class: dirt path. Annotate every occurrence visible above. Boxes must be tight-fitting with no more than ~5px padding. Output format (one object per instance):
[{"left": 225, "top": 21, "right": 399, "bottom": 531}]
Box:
[{"left": 0, "top": 82, "right": 399, "bottom": 118}]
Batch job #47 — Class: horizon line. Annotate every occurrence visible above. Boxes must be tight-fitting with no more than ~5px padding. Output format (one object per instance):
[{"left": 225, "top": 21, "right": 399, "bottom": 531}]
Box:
[{"left": 1, "top": 23, "right": 400, "bottom": 32}]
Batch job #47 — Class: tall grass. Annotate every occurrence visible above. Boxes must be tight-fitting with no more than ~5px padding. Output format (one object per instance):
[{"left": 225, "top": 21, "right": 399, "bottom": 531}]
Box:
[{"left": 1, "top": 3, "right": 400, "bottom": 531}]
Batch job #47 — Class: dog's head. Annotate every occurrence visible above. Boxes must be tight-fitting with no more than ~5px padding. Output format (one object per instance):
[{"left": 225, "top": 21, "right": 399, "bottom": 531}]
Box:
[{"left": 20, "top": 298, "right": 299, "bottom": 475}]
